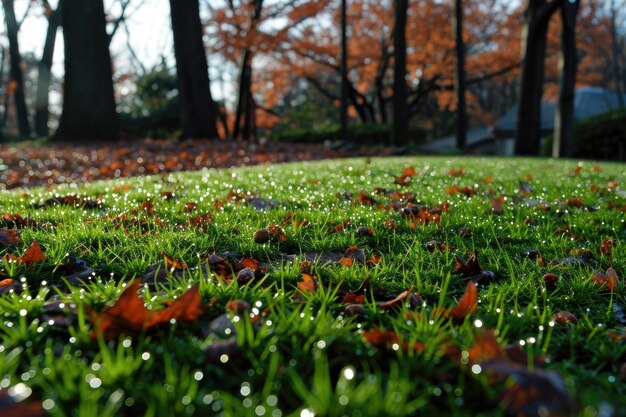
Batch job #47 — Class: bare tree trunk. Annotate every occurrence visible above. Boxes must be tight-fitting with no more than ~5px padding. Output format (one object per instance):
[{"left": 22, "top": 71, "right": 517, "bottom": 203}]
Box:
[
  {"left": 553, "top": 0, "right": 579, "bottom": 158},
  {"left": 169, "top": 0, "right": 219, "bottom": 139},
  {"left": 610, "top": 0, "right": 624, "bottom": 106},
  {"left": 53, "top": 0, "right": 118, "bottom": 142},
  {"left": 373, "top": 29, "right": 391, "bottom": 124},
  {"left": 3, "top": 0, "right": 30, "bottom": 137},
  {"left": 233, "top": 49, "right": 253, "bottom": 140},
  {"left": 514, "top": 0, "right": 561, "bottom": 156},
  {"left": 454, "top": 0, "right": 467, "bottom": 150},
  {"left": 391, "top": 0, "right": 408, "bottom": 147},
  {"left": 340, "top": 0, "right": 348, "bottom": 139},
  {"left": 35, "top": 0, "right": 62, "bottom": 138},
  {"left": 233, "top": 0, "right": 263, "bottom": 141}
]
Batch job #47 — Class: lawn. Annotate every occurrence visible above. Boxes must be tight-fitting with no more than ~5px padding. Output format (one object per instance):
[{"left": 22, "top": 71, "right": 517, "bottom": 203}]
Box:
[{"left": 0, "top": 156, "right": 624, "bottom": 417}]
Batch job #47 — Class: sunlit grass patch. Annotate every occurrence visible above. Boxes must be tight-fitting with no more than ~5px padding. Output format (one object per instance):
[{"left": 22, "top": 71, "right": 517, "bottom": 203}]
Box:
[{"left": 0, "top": 156, "right": 625, "bottom": 416}]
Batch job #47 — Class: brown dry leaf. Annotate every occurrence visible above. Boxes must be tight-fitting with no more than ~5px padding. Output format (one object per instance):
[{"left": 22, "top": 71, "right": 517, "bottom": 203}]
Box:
[
  {"left": 162, "top": 252, "right": 187, "bottom": 271},
  {"left": 469, "top": 331, "right": 572, "bottom": 417},
  {"left": 363, "top": 326, "right": 401, "bottom": 348},
  {"left": 425, "top": 240, "right": 455, "bottom": 252},
  {"left": 141, "top": 200, "right": 156, "bottom": 215},
  {"left": 354, "top": 191, "right": 377, "bottom": 206},
  {"left": 446, "top": 281, "right": 478, "bottom": 320},
  {"left": 394, "top": 166, "right": 416, "bottom": 186},
  {"left": 90, "top": 280, "right": 203, "bottom": 340},
  {"left": 225, "top": 299, "right": 252, "bottom": 315},
  {"left": 543, "top": 273, "right": 559, "bottom": 291},
  {"left": 591, "top": 268, "right": 619, "bottom": 292},
  {"left": 0, "top": 229, "right": 21, "bottom": 248},
  {"left": 343, "top": 293, "right": 366, "bottom": 304},
  {"left": 366, "top": 254, "right": 382, "bottom": 265},
  {"left": 448, "top": 167, "right": 465, "bottom": 177},
  {"left": 455, "top": 253, "right": 482, "bottom": 277},
  {"left": 363, "top": 326, "right": 425, "bottom": 353},
  {"left": 267, "top": 224, "right": 288, "bottom": 242},
  {"left": 553, "top": 311, "right": 578, "bottom": 325},
  {"left": 599, "top": 238, "right": 615, "bottom": 258},
  {"left": 188, "top": 212, "right": 212, "bottom": 228},
  {"left": 490, "top": 195, "right": 505, "bottom": 215},
  {"left": 378, "top": 289, "right": 421, "bottom": 311},
  {"left": 6, "top": 241, "right": 47, "bottom": 265},
  {"left": 566, "top": 197, "right": 583, "bottom": 208}
]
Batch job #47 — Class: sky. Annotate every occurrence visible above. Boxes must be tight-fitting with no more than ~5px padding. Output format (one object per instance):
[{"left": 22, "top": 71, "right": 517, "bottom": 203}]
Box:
[
  {"left": 15, "top": 0, "right": 173, "bottom": 77},
  {"left": 7, "top": 0, "right": 238, "bottom": 104}
]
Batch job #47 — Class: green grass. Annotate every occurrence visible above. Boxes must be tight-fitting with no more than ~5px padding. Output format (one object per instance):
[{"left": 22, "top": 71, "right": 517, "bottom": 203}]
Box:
[{"left": 0, "top": 156, "right": 625, "bottom": 417}]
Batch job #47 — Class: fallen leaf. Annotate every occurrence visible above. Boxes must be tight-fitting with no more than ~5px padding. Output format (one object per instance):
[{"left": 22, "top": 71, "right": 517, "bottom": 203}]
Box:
[
  {"left": 543, "top": 273, "right": 559, "bottom": 291},
  {"left": 490, "top": 195, "right": 505, "bottom": 215},
  {"left": 356, "top": 226, "right": 374, "bottom": 237},
  {"left": 90, "top": 280, "right": 203, "bottom": 340},
  {"left": 0, "top": 229, "right": 21, "bottom": 248},
  {"left": 448, "top": 167, "right": 465, "bottom": 177},
  {"left": 425, "top": 240, "right": 454, "bottom": 252},
  {"left": 226, "top": 299, "right": 251, "bottom": 315},
  {"left": 378, "top": 289, "right": 422, "bottom": 310},
  {"left": 5, "top": 241, "right": 46, "bottom": 266},
  {"left": 553, "top": 311, "right": 578, "bottom": 325},
  {"left": 591, "top": 268, "right": 619, "bottom": 291},
  {"left": 446, "top": 281, "right": 478, "bottom": 320},
  {"left": 297, "top": 273, "right": 318, "bottom": 293},
  {"left": 455, "top": 253, "right": 482, "bottom": 277},
  {"left": 354, "top": 191, "right": 377, "bottom": 206},
  {"left": 599, "top": 239, "right": 615, "bottom": 258},
  {"left": 344, "top": 304, "right": 367, "bottom": 317}
]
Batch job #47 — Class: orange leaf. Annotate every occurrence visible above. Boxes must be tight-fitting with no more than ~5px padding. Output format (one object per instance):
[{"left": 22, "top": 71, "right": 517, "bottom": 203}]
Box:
[
  {"left": 297, "top": 273, "right": 318, "bottom": 293},
  {"left": 0, "top": 278, "right": 17, "bottom": 288},
  {"left": 363, "top": 326, "right": 401, "bottom": 348},
  {"left": 446, "top": 281, "right": 478, "bottom": 320},
  {"left": 343, "top": 293, "right": 365, "bottom": 304},
  {"left": 90, "top": 281, "right": 148, "bottom": 340},
  {"left": 162, "top": 252, "right": 187, "bottom": 270},
  {"left": 18, "top": 241, "right": 46, "bottom": 265},
  {"left": 90, "top": 281, "right": 203, "bottom": 340},
  {"left": 591, "top": 268, "right": 619, "bottom": 291},
  {"left": 147, "top": 285, "right": 203, "bottom": 327}
]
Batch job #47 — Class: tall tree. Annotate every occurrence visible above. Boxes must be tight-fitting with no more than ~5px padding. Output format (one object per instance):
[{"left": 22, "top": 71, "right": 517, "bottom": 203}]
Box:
[
  {"left": 514, "top": 0, "right": 562, "bottom": 156},
  {"left": 391, "top": 0, "right": 408, "bottom": 147},
  {"left": 454, "top": 0, "right": 467, "bottom": 150},
  {"left": 609, "top": 0, "right": 624, "bottom": 106},
  {"left": 35, "top": 0, "right": 62, "bottom": 137},
  {"left": 169, "top": 0, "right": 218, "bottom": 139},
  {"left": 53, "top": 0, "right": 118, "bottom": 141},
  {"left": 3, "top": 0, "right": 31, "bottom": 137},
  {"left": 552, "top": 0, "right": 579, "bottom": 158},
  {"left": 340, "top": 0, "right": 348, "bottom": 140},
  {"left": 232, "top": 0, "right": 263, "bottom": 141}
]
